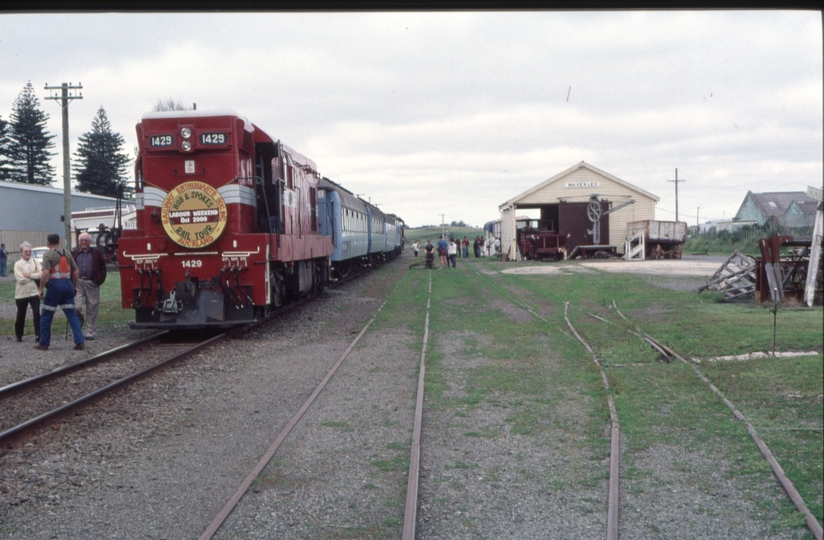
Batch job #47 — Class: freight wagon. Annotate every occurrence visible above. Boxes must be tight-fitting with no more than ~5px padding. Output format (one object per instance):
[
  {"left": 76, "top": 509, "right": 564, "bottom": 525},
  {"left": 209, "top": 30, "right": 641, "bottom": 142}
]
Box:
[{"left": 625, "top": 220, "right": 687, "bottom": 260}]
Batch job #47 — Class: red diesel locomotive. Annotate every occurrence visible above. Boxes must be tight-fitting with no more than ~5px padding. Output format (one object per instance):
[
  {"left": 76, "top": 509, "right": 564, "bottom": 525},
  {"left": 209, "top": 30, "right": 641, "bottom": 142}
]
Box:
[{"left": 119, "top": 110, "right": 334, "bottom": 328}]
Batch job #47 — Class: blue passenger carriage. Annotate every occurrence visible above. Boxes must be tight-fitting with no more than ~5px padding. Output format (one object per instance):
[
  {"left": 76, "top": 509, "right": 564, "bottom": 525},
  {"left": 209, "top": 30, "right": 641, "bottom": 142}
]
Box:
[{"left": 318, "top": 177, "right": 404, "bottom": 279}]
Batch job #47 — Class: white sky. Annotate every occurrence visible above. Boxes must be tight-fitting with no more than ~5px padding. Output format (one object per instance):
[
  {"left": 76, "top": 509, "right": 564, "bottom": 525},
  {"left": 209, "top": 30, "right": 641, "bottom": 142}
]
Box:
[{"left": 0, "top": 11, "right": 821, "bottom": 228}]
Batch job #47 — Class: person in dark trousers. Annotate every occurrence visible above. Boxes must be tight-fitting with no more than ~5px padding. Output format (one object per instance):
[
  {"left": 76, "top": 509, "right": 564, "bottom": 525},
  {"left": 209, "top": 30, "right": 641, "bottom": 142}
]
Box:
[
  {"left": 71, "top": 231, "right": 107, "bottom": 340},
  {"left": 424, "top": 240, "right": 435, "bottom": 269},
  {"left": 448, "top": 237, "right": 458, "bottom": 268},
  {"left": 14, "top": 241, "right": 41, "bottom": 342},
  {"left": 35, "top": 233, "right": 84, "bottom": 351},
  {"left": 0, "top": 243, "right": 7, "bottom": 277}
]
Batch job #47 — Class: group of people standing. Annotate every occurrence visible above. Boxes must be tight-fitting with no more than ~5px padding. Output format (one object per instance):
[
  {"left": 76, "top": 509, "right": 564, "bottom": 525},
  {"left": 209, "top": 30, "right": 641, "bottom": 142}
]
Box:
[
  {"left": 11, "top": 232, "right": 106, "bottom": 350},
  {"left": 410, "top": 233, "right": 491, "bottom": 270}
]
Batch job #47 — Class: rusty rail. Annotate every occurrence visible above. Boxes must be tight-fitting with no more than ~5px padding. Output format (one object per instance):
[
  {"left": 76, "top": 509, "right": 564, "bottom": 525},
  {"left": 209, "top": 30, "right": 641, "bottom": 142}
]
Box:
[
  {"left": 0, "top": 331, "right": 227, "bottom": 447},
  {"left": 573, "top": 302, "right": 823, "bottom": 540},
  {"left": 199, "top": 301, "right": 387, "bottom": 540},
  {"left": 646, "top": 336, "right": 824, "bottom": 540},
  {"left": 401, "top": 273, "right": 433, "bottom": 540},
  {"left": 563, "top": 302, "right": 621, "bottom": 540},
  {"left": 0, "top": 332, "right": 166, "bottom": 400}
]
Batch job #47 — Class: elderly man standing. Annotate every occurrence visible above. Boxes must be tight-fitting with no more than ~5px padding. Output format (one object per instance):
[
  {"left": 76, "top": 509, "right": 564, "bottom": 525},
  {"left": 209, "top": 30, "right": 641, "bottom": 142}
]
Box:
[{"left": 71, "top": 231, "right": 107, "bottom": 341}]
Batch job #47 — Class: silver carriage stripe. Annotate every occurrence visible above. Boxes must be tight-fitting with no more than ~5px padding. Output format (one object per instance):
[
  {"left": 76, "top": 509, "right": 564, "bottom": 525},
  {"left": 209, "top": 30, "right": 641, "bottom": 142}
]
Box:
[
  {"left": 218, "top": 184, "right": 256, "bottom": 206},
  {"left": 141, "top": 186, "right": 169, "bottom": 208}
]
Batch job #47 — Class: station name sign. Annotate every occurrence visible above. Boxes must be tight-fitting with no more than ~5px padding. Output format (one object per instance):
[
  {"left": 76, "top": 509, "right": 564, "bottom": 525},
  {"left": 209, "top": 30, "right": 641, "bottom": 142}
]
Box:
[{"left": 565, "top": 182, "right": 600, "bottom": 188}]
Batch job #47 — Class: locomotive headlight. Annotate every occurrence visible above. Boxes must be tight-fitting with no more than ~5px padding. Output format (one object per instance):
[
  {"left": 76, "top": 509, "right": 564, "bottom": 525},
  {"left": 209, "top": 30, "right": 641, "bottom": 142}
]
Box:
[
  {"left": 181, "top": 141, "right": 192, "bottom": 152},
  {"left": 180, "top": 127, "right": 192, "bottom": 139}
]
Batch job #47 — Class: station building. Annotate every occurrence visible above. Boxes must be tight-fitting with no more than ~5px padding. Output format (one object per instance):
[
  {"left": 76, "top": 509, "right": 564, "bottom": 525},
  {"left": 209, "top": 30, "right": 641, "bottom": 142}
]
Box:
[
  {"left": 0, "top": 180, "right": 133, "bottom": 259},
  {"left": 498, "top": 162, "right": 659, "bottom": 260}
]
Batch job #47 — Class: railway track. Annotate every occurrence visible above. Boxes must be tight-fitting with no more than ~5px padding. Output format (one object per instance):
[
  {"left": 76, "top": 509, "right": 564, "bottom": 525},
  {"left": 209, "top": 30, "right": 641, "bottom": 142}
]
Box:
[
  {"left": 0, "top": 262, "right": 389, "bottom": 452},
  {"left": 562, "top": 301, "right": 823, "bottom": 540},
  {"left": 0, "top": 331, "right": 228, "bottom": 448},
  {"left": 462, "top": 261, "right": 822, "bottom": 539},
  {"left": 4, "top": 256, "right": 816, "bottom": 538},
  {"left": 197, "top": 269, "right": 433, "bottom": 540},
  {"left": 198, "top": 302, "right": 393, "bottom": 539},
  {"left": 462, "top": 262, "right": 621, "bottom": 539}
]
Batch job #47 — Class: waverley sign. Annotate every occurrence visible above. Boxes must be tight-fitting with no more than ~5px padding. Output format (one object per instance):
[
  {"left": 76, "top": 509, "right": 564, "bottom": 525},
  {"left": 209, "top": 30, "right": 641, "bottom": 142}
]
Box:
[{"left": 565, "top": 182, "right": 600, "bottom": 188}]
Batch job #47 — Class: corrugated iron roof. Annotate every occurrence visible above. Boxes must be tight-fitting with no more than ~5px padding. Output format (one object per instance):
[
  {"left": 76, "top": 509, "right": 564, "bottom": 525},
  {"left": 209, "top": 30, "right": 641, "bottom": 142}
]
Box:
[{"left": 751, "top": 192, "right": 819, "bottom": 217}]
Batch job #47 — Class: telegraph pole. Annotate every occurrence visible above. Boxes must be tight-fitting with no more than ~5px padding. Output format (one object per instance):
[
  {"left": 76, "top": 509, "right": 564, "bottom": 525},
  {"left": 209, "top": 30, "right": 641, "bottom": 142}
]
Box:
[
  {"left": 44, "top": 82, "right": 83, "bottom": 246},
  {"left": 438, "top": 214, "right": 445, "bottom": 238},
  {"left": 667, "top": 168, "right": 685, "bottom": 222},
  {"left": 697, "top": 207, "right": 700, "bottom": 231}
]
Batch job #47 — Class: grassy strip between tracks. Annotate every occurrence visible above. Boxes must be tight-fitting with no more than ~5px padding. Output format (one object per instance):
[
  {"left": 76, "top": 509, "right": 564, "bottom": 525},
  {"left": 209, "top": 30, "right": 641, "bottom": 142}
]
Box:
[
  {"left": 0, "top": 272, "right": 133, "bottom": 337},
  {"left": 480, "top": 258, "right": 822, "bottom": 536},
  {"left": 378, "top": 259, "right": 613, "bottom": 517}
]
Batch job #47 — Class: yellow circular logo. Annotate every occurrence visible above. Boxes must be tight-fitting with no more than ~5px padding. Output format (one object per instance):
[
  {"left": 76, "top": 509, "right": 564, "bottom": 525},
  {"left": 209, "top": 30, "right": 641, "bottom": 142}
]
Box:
[{"left": 161, "top": 181, "right": 228, "bottom": 248}]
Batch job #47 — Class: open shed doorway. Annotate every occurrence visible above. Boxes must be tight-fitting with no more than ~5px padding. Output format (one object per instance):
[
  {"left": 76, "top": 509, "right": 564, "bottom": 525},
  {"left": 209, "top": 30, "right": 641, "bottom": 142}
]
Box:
[{"left": 515, "top": 201, "right": 612, "bottom": 255}]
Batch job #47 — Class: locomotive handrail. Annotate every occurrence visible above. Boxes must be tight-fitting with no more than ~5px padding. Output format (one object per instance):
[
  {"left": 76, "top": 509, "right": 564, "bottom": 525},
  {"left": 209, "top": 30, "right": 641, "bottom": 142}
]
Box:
[
  {"left": 221, "top": 246, "right": 261, "bottom": 257},
  {"left": 122, "top": 251, "right": 169, "bottom": 260}
]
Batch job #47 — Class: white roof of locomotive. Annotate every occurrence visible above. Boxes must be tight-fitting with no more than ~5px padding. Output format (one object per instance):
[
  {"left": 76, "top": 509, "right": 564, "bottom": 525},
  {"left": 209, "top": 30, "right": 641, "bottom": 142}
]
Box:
[{"left": 141, "top": 109, "right": 252, "bottom": 132}]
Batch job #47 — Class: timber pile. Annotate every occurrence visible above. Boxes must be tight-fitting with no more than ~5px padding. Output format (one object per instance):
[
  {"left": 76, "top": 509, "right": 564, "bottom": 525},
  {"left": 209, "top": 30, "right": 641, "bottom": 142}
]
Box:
[{"left": 698, "top": 250, "right": 756, "bottom": 302}]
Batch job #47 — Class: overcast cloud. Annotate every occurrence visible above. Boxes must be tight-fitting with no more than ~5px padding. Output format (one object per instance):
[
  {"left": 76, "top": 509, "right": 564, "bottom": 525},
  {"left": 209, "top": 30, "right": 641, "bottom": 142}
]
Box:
[{"left": 0, "top": 11, "right": 821, "bottom": 227}]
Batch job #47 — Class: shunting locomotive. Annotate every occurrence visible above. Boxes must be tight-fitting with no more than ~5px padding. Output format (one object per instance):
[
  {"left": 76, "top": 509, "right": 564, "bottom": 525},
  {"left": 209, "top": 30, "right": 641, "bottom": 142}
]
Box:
[{"left": 118, "top": 110, "right": 402, "bottom": 329}]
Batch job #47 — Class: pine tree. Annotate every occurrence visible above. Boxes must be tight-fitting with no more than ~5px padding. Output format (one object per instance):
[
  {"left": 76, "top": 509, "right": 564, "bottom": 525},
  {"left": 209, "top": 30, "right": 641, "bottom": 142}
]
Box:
[
  {"left": 0, "top": 115, "right": 14, "bottom": 181},
  {"left": 8, "top": 81, "right": 56, "bottom": 185},
  {"left": 73, "top": 106, "right": 133, "bottom": 198}
]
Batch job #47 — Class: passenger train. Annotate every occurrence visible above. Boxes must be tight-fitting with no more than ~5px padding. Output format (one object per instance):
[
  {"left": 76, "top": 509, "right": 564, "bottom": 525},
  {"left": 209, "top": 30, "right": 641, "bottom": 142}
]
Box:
[{"left": 118, "top": 110, "right": 403, "bottom": 329}]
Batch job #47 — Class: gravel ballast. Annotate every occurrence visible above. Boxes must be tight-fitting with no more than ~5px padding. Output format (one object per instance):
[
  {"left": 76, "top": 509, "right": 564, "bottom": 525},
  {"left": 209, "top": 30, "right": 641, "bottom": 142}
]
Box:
[{"left": 0, "top": 255, "right": 816, "bottom": 539}]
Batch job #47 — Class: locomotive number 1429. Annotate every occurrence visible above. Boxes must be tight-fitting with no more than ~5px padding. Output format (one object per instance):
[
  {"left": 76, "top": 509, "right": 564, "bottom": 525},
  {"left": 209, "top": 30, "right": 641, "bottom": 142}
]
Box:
[
  {"left": 200, "top": 133, "right": 226, "bottom": 145},
  {"left": 181, "top": 260, "right": 203, "bottom": 268}
]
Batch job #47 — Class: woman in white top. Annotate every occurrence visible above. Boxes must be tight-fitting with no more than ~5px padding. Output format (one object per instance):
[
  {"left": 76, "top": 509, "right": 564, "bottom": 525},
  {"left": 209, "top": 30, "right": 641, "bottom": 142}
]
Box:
[
  {"left": 14, "top": 241, "right": 42, "bottom": 342},
  {"left": 448, "top": 238, "right": 458, "bottom": 268}
]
